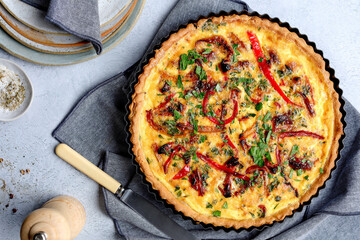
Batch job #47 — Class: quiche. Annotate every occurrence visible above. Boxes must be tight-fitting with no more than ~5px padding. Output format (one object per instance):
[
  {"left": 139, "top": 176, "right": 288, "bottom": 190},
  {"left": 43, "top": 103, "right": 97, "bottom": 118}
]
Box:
[{"left": 129, "top": 14, "right": 343, "bottom": 228}]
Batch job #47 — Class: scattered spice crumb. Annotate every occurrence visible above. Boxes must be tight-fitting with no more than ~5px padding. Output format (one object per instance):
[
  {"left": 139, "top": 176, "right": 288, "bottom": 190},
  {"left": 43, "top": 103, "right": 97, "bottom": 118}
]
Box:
[
  {"left": 26, "top": 169, "right": 30, "bottom": 173},
  {"left": 12, "top": 208, "right": 17, "bottom": 213},
  {"left": 5, "top": 204, "right": 9, "bottom": 208},
  {"left": 20, "top": 169, "right": 25, "bottom": 175},
  {"left": 9, "top": 193, "right": 13, "bottom": 199}
]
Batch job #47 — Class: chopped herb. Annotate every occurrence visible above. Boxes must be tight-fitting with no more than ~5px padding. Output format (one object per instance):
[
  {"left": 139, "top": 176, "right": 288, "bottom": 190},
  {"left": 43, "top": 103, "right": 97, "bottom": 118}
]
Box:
[
  {"left": 199, "top": 135, "right": 207, "bottom": 143},
  {"left": 177, "top": 75, "right": 184, "bottom": 89},
  {"left": 195, "top": 66, "right": 207, "bottom": 81},
  {"left": 179, "top": 54, "right": 189, "bottom": 70},
  {"left": 262, "top": 112, "right": 272, "bottom": 122},
  {"left": 173, "top": 110, "right": 182, "bottom": 120},
  {"left": 255, "top": 102, "right": 263, "bottom": 111},
  {"left": 249, "top": 212, "right": 255, "bottom": 218},
  {"left": 165, "top": 120, "right": 179, "bottom": 135},
  {"left": 304, "top": 175, "right": 309, "bottom": 181},
  {"left": 274, "top": 203, "right": 279, "bottom": 209},
  {"left": 289, "top": 169, "right": 294, "bottom": 179},
  {"left": 290, "top": 145, "right": 299, "bottom": 156},
  {"left": 258, "top": 57, "right": 264, "bottom": 62},
  {"left": 206, "top": 202, "right": 213, "bottom": 208},
  {"left": 275, "top": 196, "right": 281, "bottom": 202},
  {"left": 297, "top": 169, "right": 303, "bottom": 176},
  {"left": 177, "top": 190, "right": 182, "bottom": 197},
  {"left": 202, "top": 48, "right": 212, "bottom": 54},
  {"left": 165, "top": 80, "right": 172, "bottom": 86},
  {"left": 222, "top": 201, "right": 228, "bottom": 209},
  {"left": 212, "top": 210, "right": 221, "bottom": 217},
  {"left": 320, "top": 168, "right": 324, "bottom": 174},
  {"left": 174, "top": 186, "right": 180, "bottom": 192}
]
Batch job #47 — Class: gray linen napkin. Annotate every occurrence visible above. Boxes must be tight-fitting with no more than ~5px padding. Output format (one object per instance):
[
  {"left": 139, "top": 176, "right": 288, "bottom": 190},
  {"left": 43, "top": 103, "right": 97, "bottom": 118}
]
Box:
[
  {"left": 53, "top": 0, "right": 360, "bottom": 239},
  {"left": 20, "top": 0, "right": 102, "bottom": 54}
]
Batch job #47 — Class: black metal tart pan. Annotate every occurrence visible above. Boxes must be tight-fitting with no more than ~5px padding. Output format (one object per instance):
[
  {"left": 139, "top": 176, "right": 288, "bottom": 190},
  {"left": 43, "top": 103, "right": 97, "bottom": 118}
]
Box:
[{"left": 124, "top": 9, "right": 347, "bottom": 234}]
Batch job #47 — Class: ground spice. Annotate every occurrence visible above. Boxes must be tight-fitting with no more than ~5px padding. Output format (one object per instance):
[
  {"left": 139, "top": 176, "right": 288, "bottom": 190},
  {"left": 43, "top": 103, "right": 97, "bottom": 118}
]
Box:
[{"left": 0, "top": 65, "right": 26, "bottom": 111}]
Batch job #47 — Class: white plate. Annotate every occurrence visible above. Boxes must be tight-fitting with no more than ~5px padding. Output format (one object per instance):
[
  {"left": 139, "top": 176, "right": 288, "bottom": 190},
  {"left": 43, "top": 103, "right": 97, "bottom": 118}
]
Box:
[
  {"left": 0, "top": 0, "right": 145, "bottom": 65},
  {"left": 0, "top": 58, "right": 33, "bottom": 121},
  {"left": 0, "top": 1, "right": 135, "bottom": 52},
  {"left": 0, "top": 0, "right": 132, "bottom": 35}
]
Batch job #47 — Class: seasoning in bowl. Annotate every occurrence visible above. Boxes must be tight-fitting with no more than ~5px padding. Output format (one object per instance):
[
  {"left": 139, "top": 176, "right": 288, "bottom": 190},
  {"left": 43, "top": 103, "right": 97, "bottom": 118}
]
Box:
[{"left": 0, "top": 65, "right": 26, "bottom": 112}]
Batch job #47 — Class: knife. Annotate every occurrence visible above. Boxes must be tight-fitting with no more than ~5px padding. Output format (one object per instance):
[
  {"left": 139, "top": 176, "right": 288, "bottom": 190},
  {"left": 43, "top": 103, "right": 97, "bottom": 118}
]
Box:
[{"left": 55, "top": 143, "right": 198, "bottom": 240}]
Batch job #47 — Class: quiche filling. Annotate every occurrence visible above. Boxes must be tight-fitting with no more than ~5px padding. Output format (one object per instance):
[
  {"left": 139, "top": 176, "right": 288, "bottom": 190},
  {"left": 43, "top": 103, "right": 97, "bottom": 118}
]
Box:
[{"left": 130, "top": 15, "right": 342, "bottom": 227}]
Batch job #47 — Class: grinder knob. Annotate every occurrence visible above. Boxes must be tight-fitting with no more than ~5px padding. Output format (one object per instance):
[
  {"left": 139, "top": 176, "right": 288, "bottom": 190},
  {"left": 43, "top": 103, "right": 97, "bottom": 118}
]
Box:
[{"left": 20, "top": 195, "right": 86, "bottom": 240}]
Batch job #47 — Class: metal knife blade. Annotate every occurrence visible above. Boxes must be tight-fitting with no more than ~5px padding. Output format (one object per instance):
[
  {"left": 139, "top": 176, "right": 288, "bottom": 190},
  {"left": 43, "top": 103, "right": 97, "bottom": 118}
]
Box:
[{"left": 118, "top": 188, "right": 199, "bottom": 240}]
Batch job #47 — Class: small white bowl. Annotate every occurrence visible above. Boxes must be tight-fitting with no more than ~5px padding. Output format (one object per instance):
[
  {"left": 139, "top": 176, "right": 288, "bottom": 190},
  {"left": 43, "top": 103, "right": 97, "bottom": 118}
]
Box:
[{"left": 0, "top": 58, "right": 33, "bottom": 121}]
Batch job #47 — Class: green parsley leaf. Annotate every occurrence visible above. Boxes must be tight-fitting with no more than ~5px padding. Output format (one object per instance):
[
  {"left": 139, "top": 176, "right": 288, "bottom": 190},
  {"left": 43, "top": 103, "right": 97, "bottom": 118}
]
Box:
[
  {"left": 290, "top": 145, "right": 299, "bottom": 156},
  {"left": 174, "top": 186, "right": 180, "bottom": 192},
  {"left": 179, "top": 54, "right": 188, "bottom": 70},
  {"left": 202, "top": 48, "right": 212, "bottom": 54},
  {"left": 289, "top": 169, "right": 294, "bottom": 179},
  {"left": 265, "top": 151, "right": 272, "bottom": 162},
  {"left": 320, "top": 168, "right": 324, "bottom": 174},
  {"left": 173, "top": 110, "right": 182, "bottom": 120},
  {"left": 222, "top": 201, "right": 228, "bottom": 209},
  {"left": 195, "top": 66, "right": 207, "bottom": 81},
  {"left": 258, "top": 57, "right": 264, "bottom": 62},
  {"left": 177, "top": 75, "right": 183, "bottom": 89},
  {"left": 255, "top": 102, "right": 263, "bottom": 111},
  {"left": 297, "top": 169, "right": 303, "bottom": 176},
  {"left": 206, "top": 202, "right": 213, "bottom": 208},
  {"left": 177, "top": 190, "right": 182, "bottom": 197},
  {"left": 212, "top": 210, "right": 221, "bottom": 217},
  {"left": 304, "top": 175, "right": 309, "bottom": 181},
  {"left": 249, "top": 146, "right": 264, "bottom": 167},
  {"left": 262, "top": 112, "right": 272, "bottom": 122}
]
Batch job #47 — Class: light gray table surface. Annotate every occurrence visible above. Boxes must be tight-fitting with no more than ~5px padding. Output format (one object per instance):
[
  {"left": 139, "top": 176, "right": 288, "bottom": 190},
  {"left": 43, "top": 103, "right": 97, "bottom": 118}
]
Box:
[{"left": 0, "top": 0, "right": 359, "bottom": 239}]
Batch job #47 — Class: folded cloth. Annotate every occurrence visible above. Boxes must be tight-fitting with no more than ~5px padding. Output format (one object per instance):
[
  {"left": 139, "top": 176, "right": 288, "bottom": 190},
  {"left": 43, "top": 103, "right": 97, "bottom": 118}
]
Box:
[
  {"left": 20, "top": 0, "right": 102, "bottom": 54},
  {"left": 53, "top": 0, "right": 360, "bottom": 239}
]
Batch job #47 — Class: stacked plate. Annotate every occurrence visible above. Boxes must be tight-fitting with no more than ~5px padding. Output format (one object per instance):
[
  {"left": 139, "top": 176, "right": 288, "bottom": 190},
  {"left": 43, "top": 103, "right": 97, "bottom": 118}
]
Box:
[{"left": 0, "top": 0, "right": 145, "bottom": 65}]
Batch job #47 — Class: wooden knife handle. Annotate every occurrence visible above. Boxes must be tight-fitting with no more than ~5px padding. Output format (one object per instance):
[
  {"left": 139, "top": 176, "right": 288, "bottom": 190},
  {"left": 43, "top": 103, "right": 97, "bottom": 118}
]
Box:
[{"left": 55, "top": 143, "right": 121, "bottom": 194}]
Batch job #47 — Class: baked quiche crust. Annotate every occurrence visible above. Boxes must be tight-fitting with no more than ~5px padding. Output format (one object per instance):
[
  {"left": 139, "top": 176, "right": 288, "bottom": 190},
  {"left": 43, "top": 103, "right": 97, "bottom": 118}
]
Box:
[{"left": 129, "top": 14, "right": 343, "bottom": 229}]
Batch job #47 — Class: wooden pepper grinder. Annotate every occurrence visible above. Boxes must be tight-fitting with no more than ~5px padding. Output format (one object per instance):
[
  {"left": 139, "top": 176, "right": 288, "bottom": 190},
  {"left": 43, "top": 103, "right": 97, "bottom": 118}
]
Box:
[{"left": 20, "top": 195, "right": 86, "bottom": 240}]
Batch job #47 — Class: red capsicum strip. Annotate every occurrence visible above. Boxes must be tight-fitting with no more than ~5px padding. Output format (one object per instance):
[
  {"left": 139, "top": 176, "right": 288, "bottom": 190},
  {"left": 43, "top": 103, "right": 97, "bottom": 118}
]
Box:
[
  {"left": 245, "top": 165, "right": 269, "bottom": 174},
  {"left": 247, "top": 31, "right": 297, "bottom": 106},
  {"left": 196, "top": 152, "right": 250, "bottom": 181},
  {"left": 163, "top": 145, "right": 184, "bottom": 174},
  {"left": 203, "top": 90, "right": 238, "bottom": 125},
  {"left": 173, "top": 163, "right": 190, "bottom": 179},
  {"left": 224, "top": 134, "right": 239, "bottom": 156},
  {"left": 258, "top": 205, "right": 266, "bottom": 217},
  {"left": 278, "top": 130, "right": 324, "bottom": 140}
]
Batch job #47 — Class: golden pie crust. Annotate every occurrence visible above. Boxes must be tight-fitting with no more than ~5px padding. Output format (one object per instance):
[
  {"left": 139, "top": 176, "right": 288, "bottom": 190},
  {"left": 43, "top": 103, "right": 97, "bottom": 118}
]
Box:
[{"left": 129, "top": 14, "right": 343, "bottom": 229}]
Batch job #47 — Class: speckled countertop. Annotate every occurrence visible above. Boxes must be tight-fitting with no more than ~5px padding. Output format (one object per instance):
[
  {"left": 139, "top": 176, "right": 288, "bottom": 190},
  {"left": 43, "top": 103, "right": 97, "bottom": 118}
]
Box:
[{"left": 0, "top": 0, "right": 359, "bottom": 239}]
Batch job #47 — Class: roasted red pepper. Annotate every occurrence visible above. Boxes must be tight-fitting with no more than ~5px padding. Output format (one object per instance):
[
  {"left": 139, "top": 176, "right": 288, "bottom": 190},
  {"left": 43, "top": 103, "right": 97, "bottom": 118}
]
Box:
[
  {"left": 224, "top": 134, "right": 239, "bottom": 156},
  {"left": 173, "top": 164, "right": 190, "bottom": 179},
  {"left": 247, "top": 31, "right": 297, "bottom": 106},
  {"left": 245, "top": 165, "right": 269, "bottom": 174},
  {"left": 189, "top": 169, "right": 206, "bottom": 196},
  {"left": 203, "top": 89, "right": 238, "bottom": 125},
  {"left": 163, "top": 145, "right": 185, "bottom": 174},
  {"left": 278, "top": 130, "right": 324, "bottom": 140},
  {"left": 299, "top": 92, "right": 315, "bottom": 116},
  {"left": 258, "top": 205, "right": 266, "bottom": 217},
  {"left": 196, "top": 152, "right": 250, "bottom": 181}
]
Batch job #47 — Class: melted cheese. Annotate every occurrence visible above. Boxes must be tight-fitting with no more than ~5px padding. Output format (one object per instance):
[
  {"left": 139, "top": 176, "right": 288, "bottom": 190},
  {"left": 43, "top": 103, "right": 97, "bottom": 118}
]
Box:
[{"left": 137, "top": 18, "right": 335, "bottom": 221}]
